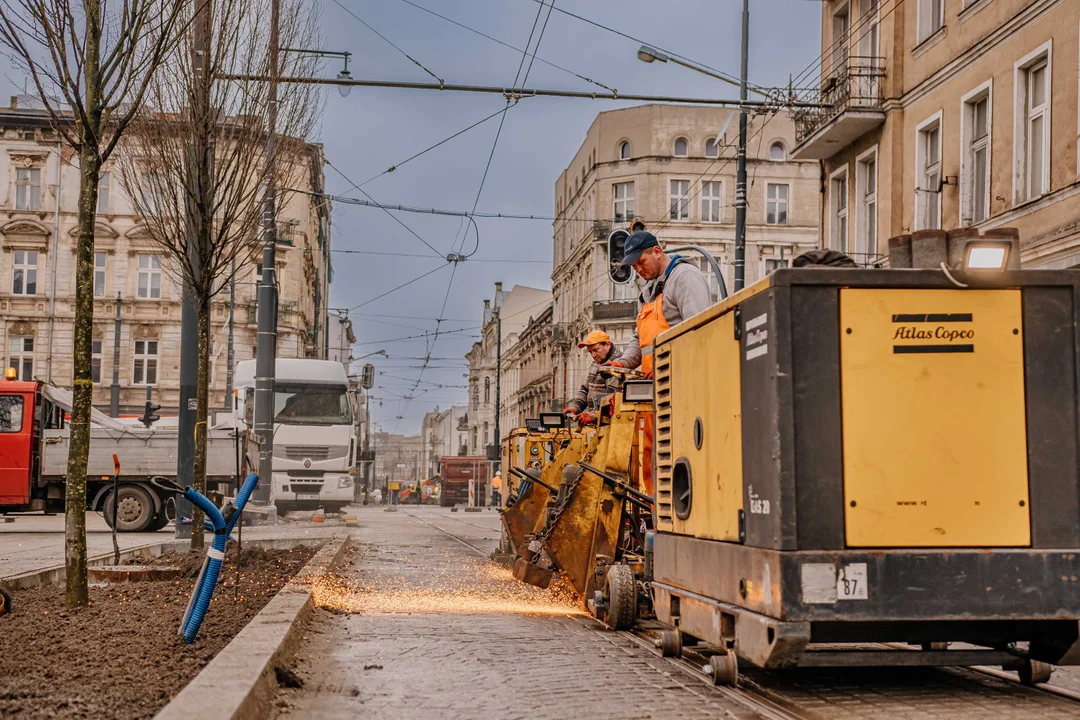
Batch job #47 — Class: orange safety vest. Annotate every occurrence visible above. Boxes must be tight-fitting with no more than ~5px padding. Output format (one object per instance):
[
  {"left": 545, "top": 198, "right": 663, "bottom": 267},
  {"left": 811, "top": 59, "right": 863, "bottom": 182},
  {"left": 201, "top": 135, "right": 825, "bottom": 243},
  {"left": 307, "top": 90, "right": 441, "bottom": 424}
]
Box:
[{"left": 634, "top": 267, "right": 679, "bottom": 496}]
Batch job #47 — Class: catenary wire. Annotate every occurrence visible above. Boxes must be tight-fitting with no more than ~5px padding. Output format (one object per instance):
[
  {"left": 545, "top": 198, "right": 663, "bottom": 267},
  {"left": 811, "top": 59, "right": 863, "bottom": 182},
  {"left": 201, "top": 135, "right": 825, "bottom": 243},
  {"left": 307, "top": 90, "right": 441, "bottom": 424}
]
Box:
[{"left": 329, "top": 0, "right": 444, "bottom": 84}]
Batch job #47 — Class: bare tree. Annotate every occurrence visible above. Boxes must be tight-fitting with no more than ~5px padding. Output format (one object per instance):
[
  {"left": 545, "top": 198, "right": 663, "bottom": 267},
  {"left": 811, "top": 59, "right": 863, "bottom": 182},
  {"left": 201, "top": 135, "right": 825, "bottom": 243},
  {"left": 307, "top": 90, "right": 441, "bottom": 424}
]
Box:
[
  {"left": 0, "top": 0, "right": 186, "bottom": 608},
  {"left": 116, "top": 0, "right": 320, "bottom": 548}
]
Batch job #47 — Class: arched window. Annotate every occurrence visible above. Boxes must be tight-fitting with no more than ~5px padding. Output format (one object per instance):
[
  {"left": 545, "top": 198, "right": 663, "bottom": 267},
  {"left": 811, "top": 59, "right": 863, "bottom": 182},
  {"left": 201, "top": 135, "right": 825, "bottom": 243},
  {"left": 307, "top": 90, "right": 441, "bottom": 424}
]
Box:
[
  {"left": 484, "top": 377, "right": 491, "bottom": 403},
  {"left": 674, "top": 137, "right": 689, "bottom": 157},
  {"left": 769, "top": 142, "right": 786, "bottom": 161},
  {"left": 618, "top": 140, "right": 631, "bottom": 160},
  {"left": 704, "top": 137, "right": 720, "bottom": 158}
]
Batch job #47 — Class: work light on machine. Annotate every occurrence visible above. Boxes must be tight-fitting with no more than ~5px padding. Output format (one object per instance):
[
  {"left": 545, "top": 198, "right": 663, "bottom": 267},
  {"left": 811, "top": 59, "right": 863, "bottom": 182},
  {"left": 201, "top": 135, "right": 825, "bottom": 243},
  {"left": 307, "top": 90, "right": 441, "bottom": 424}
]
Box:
[
  {"left": 539, "top": 412, "right": 566, "bottom": 430},
  {"left": 964, "top": 241, "right": 1011, "bottom": 270},
  {"left": 4, "top": 368, "right": 16, "bottom": 381},
  {"left": 623, "top": 380, "right": 654, "bottom": 403},
  {"left": 525, "top": 418, "right": 544, "bottom": 433}
]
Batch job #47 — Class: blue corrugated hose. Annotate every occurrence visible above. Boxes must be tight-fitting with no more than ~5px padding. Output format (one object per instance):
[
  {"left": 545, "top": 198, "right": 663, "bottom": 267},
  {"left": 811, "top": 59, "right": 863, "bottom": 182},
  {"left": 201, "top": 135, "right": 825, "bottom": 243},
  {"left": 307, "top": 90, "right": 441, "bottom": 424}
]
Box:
[{"left": 180, "top": 472, "right": 260, "bottom": 644}]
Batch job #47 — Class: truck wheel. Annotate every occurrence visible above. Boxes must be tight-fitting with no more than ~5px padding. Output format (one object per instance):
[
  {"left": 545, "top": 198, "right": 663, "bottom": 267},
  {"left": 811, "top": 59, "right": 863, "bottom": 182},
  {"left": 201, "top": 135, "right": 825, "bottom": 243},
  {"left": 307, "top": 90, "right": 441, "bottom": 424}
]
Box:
[
  {"left": 104, "top": 485, "right": 156, "bottom": 532},
  {"left": 148, "top": 509, "right": 170, "bottom": 531}
]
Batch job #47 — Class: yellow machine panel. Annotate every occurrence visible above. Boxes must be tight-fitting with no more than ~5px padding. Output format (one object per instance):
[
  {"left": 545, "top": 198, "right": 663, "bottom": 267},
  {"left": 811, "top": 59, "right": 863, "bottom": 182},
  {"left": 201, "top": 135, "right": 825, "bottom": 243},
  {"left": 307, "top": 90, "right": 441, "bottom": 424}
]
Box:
[
  {"left": 840, "top": 289, "right": 1030, "bottom": 547},
  {"left": 659, "top": 310, "right": 744, "bottom": 540}
]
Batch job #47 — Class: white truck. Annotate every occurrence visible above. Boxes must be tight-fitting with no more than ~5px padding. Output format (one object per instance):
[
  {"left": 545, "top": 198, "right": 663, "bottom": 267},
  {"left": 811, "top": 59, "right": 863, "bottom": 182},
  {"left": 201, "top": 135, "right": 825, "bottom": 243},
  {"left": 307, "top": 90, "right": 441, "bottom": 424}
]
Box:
[{"left": 234, "top": 358, "right": 357, "bottom": 514}]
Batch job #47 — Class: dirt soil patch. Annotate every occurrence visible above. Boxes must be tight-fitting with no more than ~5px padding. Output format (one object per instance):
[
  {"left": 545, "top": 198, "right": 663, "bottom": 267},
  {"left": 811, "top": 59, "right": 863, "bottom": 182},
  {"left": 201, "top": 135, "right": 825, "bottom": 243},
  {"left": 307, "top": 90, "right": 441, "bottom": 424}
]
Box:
[{"left": 0, "top": 543, "right": 316, "bottom": 720}]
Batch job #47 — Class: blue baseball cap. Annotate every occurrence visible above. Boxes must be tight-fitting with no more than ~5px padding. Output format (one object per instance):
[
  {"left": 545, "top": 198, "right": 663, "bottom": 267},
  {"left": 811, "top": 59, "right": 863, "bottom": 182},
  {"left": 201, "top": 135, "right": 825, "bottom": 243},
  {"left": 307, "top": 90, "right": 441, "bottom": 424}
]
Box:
[{"left": 619, "top": 231, "right": 660, "bottom": 267}]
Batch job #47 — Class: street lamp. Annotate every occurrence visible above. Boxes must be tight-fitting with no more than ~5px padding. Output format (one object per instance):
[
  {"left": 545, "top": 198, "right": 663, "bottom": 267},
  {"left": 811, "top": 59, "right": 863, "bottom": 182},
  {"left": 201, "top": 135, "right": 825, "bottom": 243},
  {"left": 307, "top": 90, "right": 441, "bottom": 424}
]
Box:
[
  {"left": 354, "top": 349, "right": 388, "bottom": 360},
  {"left": 637, "top": 45, "right": 670, "bottom": 64},
  {"left": 281, "top": 47, "right": 353, "bottom": 97}
]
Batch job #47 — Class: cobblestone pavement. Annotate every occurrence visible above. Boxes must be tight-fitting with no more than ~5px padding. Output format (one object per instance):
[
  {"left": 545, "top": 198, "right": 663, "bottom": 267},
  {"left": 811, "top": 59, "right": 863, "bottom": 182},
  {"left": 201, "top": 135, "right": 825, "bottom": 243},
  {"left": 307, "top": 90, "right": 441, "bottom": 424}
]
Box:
[{"left": 272, "top": 507, "right": 1080, "bottom": 720}]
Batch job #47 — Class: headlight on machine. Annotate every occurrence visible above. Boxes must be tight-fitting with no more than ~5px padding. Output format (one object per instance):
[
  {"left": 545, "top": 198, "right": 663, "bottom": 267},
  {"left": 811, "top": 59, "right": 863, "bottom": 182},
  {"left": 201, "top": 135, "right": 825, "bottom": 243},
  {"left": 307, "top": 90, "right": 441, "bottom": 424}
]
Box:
[{"left": 338, "top": 476, "right": 353, "bottom": 489}]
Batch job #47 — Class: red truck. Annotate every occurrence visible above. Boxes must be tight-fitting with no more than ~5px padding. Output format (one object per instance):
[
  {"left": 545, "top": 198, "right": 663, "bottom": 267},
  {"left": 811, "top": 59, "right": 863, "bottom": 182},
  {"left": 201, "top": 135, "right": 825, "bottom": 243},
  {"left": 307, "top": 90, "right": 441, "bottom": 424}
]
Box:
[
  {"left": 0, "top": 377, "right": 242, "bottom": 531},
  {"left": 438, "top": 456, "right": 491, "bottom": 507}
]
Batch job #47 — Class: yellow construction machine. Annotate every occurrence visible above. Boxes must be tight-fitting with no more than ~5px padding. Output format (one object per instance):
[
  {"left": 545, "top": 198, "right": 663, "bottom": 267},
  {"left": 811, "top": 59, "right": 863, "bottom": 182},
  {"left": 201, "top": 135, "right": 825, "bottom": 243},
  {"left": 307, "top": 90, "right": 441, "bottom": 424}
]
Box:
[{"left": 506, "top": 382, "right": 656, "bottom": 629}]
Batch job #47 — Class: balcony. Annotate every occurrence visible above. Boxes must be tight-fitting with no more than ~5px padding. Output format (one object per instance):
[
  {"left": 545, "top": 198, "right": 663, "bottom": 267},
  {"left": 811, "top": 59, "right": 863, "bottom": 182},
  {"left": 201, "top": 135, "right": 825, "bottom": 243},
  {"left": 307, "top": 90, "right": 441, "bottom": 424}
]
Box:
[
  {"left": 552, "top": 322, "right": 572, "bottom": 347},
  {"left": 592, "top": 299, "right": 638, "bottom": 322},
  {"left": 792, "top": 56, "right": 885, "bottom": 160}
]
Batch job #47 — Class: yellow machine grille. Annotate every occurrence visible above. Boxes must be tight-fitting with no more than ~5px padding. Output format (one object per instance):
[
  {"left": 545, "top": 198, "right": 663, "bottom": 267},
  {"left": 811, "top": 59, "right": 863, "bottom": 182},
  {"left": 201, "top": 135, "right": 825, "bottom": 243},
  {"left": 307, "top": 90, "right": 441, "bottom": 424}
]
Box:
[{"left": 654, "top": 345, "right": 674, "bottom": 527}]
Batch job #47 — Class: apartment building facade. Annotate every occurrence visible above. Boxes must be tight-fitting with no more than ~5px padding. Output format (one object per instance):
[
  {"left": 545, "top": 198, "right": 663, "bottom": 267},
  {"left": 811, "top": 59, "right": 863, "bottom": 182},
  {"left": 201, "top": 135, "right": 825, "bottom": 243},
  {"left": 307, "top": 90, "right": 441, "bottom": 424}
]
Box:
[
  {"left": 498, "top": 303, "right": 553, "bottom": 433},
  {"left": 794, "top": 0, "right": 1080, "bottom": 266},
  {"left": 0, "top": 96, "right": 332, "bottom": 415},
  {"left": 551, "top": 104, "right": 819, "bottom": 407},
  {"left": 420, "top": 404, "right": 469, "bottom": 479}
]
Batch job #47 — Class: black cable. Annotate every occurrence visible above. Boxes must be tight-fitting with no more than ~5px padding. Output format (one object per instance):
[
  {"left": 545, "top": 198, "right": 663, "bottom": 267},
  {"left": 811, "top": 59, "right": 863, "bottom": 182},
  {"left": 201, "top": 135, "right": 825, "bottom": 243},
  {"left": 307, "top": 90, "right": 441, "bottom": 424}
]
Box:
[
  {"left": 329, "top": 0, "right": 443, "bottom": 84},
  {"left": 348, "top": 263, "right": 448, "bottom": 311}
]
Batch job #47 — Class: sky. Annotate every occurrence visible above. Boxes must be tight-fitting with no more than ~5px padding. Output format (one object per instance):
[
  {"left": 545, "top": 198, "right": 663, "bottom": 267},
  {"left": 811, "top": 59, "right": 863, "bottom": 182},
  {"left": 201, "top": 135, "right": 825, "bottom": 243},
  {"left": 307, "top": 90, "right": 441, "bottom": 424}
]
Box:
[{"left": 1, "top": 0, "right": 822, "bottom": 435}]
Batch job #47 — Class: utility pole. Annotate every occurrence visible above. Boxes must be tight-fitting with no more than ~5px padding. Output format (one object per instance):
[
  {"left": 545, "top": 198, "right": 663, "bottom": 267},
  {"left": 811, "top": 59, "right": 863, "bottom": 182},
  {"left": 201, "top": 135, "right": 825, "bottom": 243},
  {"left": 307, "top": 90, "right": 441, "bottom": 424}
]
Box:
[
  {"left": 252, "top": 0, "right": 280, "bottom": 503},
  {"left": 225, "top": 264, "right": 235, "bottom": 411},
  {"left": 494, "top": 306, "right": 502, "bottom": 483},
  {"left": 176, "top": 0, "right": 212, "bottom": 537},
  {"left": 733, "top": 0, "right": 750, "bottom": 292},
  {"left": 110, "top": 293, "right": 121, "bottom": 418}
]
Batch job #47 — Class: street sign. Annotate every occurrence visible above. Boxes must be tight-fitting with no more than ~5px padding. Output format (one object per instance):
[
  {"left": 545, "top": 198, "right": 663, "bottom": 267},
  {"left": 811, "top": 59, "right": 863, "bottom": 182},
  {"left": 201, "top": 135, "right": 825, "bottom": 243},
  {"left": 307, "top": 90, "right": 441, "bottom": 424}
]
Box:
[{"left": 389, "top": 482, "right": 400, "bottom": 491}]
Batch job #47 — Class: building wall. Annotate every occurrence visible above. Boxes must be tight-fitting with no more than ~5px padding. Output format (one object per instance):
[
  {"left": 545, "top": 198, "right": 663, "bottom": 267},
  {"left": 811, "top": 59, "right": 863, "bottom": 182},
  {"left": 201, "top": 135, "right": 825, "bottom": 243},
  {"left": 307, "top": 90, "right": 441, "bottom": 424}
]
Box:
[
  {"left": 0, "top": 98, "right": 332, "bottom": 414},
  {"left": 420, "top": 404, "right": 469, "bottom": 478},
  {"left": 551, "top": 104, "right": 819, "bottom": 404},
  {"left": 807, "top": 0, "right": 1080, "bottom": 266}
]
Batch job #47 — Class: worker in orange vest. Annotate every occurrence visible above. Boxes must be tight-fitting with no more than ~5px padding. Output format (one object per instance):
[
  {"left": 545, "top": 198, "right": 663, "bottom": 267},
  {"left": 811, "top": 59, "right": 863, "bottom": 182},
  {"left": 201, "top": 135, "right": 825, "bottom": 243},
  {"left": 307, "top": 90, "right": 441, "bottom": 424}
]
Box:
[
  {"left": 605, "top": 231, "right": 711, "bottom": 494},
  {"left": 491, "top": 471, "right": 503, "bottom": 507}
]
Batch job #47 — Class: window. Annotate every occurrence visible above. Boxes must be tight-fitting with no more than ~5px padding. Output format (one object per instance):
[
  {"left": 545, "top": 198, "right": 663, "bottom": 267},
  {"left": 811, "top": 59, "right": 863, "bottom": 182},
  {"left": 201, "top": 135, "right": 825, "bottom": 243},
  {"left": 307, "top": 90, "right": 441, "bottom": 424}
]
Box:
[
  {"left": 856, "top": 152, "right": 878, "bottom": 257},
  {"left": 12, "top": 250, "right": 38, "bottom": 295},
  {"left": 831, "top": 5, "right": 850, "bottom": 75},
  {"left": 766, "top": 184, "right": 790, "bottom": 224},
  {"left": 483, "top": 421, "right": 489, "bottom": 446},
  {"left": 701, "top": 181, "right": 723, "bottom": 223},
  {"left": 8, "top": 336, "right": 33, "bottom": 381},
  {"left": 673, "top": 137, "right": 688, "bottom": 157},
  {"left": 859, "top": 0, "right": 880, "bottom": 61},
  {"left": 619, "top": 141, "right": 631, "bottom": 160},
  {"left": 831, "top": 169, "right": 850, "bottom": 252},
  {"left": 94, "top": 252, "right": 107, "bottom": 298},
  {"left": 917, "top": 0, "right": 943, "bottom": 44},
  {"left": 136, "top": 254, "right": 162, "bottom": 299},
  {"left": 0, "top": 395, "right": 23, "bottom": 433},
  {"left": 471, "top": 427, "right": 478, "bottom": 450},
  {"left": 1017, "top": 53, "right": 1050, "bottom": 202},
  {"left": 961, "top": 86, "right": 991, "bottom": 225},
  {"left": 705, "top": 137, "right": 720, "bottom": 158},
  {"left": 669, "top": 180, "right": 690, "bottom": 221},
  {"left": 769, "top": 142, "right": 786, "bottom": 161},
  {"left": 484, "top": 376, "right": 491, "bottom": 404},
  {"left": 765, "top": 258, "right": 790, "bottom": 275},
  {"left": 915, "top": 115, "right": 942, "bottom": 230},
  {"left": 613, "top": 182, "right": 635, "bottom": 222},
  {"left": 91, "top": 339, "right": 103, "bottom": 384},
  {"left": 15, "top": 167, "right": 41, "bottom": 211},
  {"left": 97, "top": 172, "right": 110, "bottom": 214},
  {"left": 133, "top": 339, "right": 158, "bottom": 385}
]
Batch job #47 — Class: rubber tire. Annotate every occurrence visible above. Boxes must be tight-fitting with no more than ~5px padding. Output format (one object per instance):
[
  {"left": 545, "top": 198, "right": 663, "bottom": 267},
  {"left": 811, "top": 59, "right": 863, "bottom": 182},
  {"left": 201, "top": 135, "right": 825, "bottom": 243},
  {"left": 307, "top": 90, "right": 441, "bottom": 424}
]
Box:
[
  {"left": 0, "top": 586, "right": 11, "bottom": 615},
  {"left": 148, "top": 509, "right": 170, "bottom": 531},
  {"left": 1018, "top": 659, "right": 1053, "bottom": 686},
  {"left": 103, "top": 485, "right": 156, "bottom": 532},
  {"left": 708, "top": 652, "right": 739, "bottom": 686},
  {"left": 660, "top": 629, "right": 682, "bottom": 658},
  {"left": 604, "top": 565, "right": 637, "bottom": 631}
]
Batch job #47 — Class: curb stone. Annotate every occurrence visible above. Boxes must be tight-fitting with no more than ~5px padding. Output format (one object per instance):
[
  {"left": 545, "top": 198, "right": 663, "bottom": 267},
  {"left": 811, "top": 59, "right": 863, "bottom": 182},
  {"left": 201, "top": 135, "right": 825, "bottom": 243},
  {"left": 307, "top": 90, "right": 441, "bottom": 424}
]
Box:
[{"left": 155, "top": 532, "right": 351, "bottom": 720}]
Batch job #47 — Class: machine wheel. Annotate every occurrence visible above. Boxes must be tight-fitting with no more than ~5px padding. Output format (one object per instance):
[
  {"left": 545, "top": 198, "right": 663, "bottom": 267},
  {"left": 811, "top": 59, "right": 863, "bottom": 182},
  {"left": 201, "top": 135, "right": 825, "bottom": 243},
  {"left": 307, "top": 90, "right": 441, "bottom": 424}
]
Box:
[
  {"left": 705, "top": 652, "right": 739, "bottom": 686},
  {"left": 1018, "top": 659, "right": 1053, "bottom": 686},
  {"left": 659, "top": 629, "right": 682, "bottom": 658},
  {"left": 604, "top": 565, "right": 637, "bottom": 631},
  {"left": 0, "top": 586, "right": 11, "bottom": 615},
  {"left": 103, "top": 485, "right": 156, "bottom": 532}
]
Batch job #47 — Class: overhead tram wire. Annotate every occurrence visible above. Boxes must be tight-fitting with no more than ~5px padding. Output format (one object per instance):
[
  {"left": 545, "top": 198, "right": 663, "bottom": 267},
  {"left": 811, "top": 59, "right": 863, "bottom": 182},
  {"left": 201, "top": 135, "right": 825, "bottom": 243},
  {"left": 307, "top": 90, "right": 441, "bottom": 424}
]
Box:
[
  {"left": 329, "top": 0, "right": 443, "bottom": 84},
  {"left": 393, "top": 3, "right": 555, "bottom": 432},
  {"left": 347, "top": 263, "right": 449, "bottom": 311},
  {"left": 333, "top": 249, "right": 551, "bottom": 263},
  {"left": 393, "top": 0, "right": 617, "bottom": 94}
]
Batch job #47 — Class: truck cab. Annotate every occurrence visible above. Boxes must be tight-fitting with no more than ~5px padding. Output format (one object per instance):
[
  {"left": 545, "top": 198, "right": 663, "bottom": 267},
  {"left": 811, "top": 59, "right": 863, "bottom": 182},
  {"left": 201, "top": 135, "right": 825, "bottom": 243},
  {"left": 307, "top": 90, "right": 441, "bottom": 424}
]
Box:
[
  {"left": 234, "top": 359, "right": 356, "bottom": 514},
  {"left": 0, "top": 378, "right": 43, "bottom": 511}
]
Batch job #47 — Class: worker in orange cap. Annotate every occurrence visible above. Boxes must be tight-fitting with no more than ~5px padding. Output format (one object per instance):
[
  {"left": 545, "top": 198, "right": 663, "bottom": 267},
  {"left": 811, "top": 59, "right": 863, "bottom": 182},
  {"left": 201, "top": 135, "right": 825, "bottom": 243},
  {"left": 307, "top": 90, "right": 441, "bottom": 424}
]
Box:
[{"left": 563, "top": 329, "right": 622, "bottom": 426}]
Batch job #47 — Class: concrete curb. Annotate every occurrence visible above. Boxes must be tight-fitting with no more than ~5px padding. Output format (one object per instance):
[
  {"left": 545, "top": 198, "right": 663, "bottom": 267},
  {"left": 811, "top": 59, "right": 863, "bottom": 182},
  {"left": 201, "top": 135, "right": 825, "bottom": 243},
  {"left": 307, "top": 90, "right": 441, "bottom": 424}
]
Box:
[
  {"left": 0, "top": 535, "right": 330, "bottom": 591},
  {"left": 155, "top": 532, "right": 351, "bottom": 720}
]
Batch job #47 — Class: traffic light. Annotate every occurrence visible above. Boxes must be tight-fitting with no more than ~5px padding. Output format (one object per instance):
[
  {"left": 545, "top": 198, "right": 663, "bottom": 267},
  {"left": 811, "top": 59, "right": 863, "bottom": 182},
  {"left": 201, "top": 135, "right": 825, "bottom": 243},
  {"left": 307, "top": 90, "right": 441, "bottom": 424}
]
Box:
[
  {"left": 607, "top": 229, "right": 633, "bottom": 284},
  {"left": 141, "top": 398, "right": 161, "bottom": 427}
]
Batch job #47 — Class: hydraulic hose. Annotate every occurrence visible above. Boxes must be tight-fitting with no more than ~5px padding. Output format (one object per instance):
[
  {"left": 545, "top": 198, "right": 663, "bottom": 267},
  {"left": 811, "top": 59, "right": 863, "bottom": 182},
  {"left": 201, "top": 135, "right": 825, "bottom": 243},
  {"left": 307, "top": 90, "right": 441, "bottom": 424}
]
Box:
[{"left": 179, "top": 472, "right": 261, "bottom": 644}]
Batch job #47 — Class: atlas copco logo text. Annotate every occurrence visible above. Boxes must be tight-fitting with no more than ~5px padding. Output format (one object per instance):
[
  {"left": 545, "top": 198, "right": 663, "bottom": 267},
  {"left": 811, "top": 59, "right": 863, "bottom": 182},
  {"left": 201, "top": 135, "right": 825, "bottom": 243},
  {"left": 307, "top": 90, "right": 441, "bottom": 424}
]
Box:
[
  {"left": 890, "top": 313, "right": 975, "bottom": 354},
  {"left": 892, "top": 326, "right": 974, "bottom": 342}
]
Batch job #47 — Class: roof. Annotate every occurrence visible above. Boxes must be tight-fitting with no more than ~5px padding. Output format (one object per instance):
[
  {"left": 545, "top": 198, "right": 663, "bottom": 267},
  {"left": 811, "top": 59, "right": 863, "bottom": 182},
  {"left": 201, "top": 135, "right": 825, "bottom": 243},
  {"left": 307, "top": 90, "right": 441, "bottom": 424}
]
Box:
[{"left": 234, "top": 359, "right": 349, "bottom": 388}]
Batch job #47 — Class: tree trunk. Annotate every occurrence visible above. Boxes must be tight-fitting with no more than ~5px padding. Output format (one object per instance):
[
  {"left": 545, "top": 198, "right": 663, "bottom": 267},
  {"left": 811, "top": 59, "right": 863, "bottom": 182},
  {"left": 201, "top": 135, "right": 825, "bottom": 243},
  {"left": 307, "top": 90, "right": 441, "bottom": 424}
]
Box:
[
  {"left": 64, "top": 2, "right": 104, "bottom": 609},
  {"left": 191, "top": 294, "right": 211, "bottom": 549},
  {"left": 65, "top": 144, "right": 101, "bottom": 608}
]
